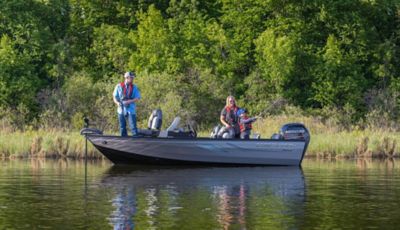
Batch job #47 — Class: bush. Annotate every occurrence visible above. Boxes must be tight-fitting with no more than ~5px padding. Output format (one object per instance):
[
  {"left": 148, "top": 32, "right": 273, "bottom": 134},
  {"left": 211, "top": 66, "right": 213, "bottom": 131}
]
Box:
[{"left": 364, "top": 89, "right": 400, "bottom": 131}]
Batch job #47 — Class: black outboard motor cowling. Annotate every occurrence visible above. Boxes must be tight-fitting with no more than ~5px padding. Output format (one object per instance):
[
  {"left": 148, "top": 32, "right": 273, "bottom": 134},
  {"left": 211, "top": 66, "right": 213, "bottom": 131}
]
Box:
[{"left": 279, "top": 123, "right": 310, "bottom": 144}]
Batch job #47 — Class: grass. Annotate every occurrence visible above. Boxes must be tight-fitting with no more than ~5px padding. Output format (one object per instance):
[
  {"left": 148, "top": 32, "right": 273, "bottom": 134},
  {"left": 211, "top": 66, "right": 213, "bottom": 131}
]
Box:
[
  {"left": 0, "top": 114, "right": 399, "bottom": 159},
  {"left": 0, "top": 130, "right": 103, "bottom": 159}
]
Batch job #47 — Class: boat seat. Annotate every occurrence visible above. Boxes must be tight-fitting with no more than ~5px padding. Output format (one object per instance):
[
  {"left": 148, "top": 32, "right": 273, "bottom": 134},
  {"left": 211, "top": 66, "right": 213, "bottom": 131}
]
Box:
[
  {"left": 137, "top": 109, "right": 162, "bottom": 137},
  {"left": 159, "top": 117, "right": 197, "bottom": 138},
  {"left": 148, "top": 109, "right": 162, "bottom": 130},
  {"left": 137, "top": 129, "right": 159, "bottom": 137}
]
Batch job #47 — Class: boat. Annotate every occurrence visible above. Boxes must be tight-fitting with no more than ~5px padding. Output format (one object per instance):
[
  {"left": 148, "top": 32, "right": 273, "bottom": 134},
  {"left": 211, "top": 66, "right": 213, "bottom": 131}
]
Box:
[{"left": 81, "top": 110, "right": 310, "bottom": 166}]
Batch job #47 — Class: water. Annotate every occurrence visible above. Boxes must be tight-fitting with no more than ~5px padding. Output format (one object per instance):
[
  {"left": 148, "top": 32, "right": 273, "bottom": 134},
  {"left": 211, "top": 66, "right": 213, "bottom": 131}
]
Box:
[{"left": 0, "top": 159, "right": 399, "bottom": 229}]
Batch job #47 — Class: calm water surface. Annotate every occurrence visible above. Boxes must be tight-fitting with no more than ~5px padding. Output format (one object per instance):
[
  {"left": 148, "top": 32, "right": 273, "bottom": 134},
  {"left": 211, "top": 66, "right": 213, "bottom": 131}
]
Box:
[{"left": 0, "top": 159, "right": 399, "bottom": 229}]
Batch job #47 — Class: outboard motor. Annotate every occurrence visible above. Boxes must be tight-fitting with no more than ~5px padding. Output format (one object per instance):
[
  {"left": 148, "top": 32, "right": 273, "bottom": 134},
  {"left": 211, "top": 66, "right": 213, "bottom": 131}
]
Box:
[
  {"left": 273, "top": 123, "right": 310, "bottom": 144},
  {"left": 148, "top": 109, "right": 162, "bottom": 130}
]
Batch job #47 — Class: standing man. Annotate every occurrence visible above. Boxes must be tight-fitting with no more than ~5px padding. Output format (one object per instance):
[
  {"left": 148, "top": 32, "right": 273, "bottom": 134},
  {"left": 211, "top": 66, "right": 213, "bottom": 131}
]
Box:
[{"left": 113, "top": 71, "right": 141, "bottom": 136}]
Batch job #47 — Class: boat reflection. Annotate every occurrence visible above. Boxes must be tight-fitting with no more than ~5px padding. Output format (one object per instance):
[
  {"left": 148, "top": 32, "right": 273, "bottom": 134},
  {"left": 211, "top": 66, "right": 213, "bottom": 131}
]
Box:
[{"left": 101, "top": 166, "right": 306, "bottom": 229}]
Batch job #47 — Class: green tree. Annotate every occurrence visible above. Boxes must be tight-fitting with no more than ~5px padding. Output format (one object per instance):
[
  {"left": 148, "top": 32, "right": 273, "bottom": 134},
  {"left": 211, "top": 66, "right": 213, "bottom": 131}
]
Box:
[
  {"left": 130, "top": 5, "right": 176, "bottom": 73},
  {"left": 90, "top": 24, "right": 134, "bottom": 78},
  {"left": 0, "top": 35, "right": 40, "bottom": 111}
]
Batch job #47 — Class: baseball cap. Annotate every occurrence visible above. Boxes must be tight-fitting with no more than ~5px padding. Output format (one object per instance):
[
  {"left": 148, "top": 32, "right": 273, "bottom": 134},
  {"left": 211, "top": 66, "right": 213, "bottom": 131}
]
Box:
[
  {"left": 237, "top": 108, "right": 245, "bottom": 116},
  {"left": 124, "top": 71, "right": 135, "bottom": 78}
]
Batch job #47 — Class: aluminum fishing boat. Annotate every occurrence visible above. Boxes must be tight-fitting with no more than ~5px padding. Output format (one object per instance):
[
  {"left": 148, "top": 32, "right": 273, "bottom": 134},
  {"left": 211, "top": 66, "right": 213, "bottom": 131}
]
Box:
[
  {"left": 83, "top": 134, "right": 308, "bottom": 166},
  {"left": 82, "top": 109, "right": 310, "bottom": 166}
]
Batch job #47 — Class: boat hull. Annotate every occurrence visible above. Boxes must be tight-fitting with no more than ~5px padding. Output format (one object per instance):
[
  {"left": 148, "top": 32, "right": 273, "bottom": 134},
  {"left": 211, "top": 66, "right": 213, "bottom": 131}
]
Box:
[{"left": 87, "top": 135, "right": 308, "bottom": 166}]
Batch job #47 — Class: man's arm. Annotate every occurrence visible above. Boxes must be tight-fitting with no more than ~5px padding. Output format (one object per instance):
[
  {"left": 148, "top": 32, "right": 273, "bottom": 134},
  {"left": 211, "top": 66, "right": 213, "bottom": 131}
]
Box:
[
  {"left": 123, "top": 98, "right": 139, "bottom": 105},
  {"left": 113, "top": 96, "right": 121, "bottom": 106},
  {"left": 113, "top": 85, "right": 121, "bottom": 106}
]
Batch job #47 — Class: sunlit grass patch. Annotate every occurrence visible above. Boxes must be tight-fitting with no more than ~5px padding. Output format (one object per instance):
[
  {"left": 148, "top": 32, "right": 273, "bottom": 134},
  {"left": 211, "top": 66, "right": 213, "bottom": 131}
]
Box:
[
  {"left": 0, "top": 130, "right": 102, "bottom": 159},
  {"left": 0, "top": 131, "right": 32, "bottom": 158}
]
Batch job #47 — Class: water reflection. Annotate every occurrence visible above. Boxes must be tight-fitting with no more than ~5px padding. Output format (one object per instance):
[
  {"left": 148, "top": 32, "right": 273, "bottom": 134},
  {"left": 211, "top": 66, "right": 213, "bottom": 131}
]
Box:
[
  {"left": 356, "top": 158, "right": 396, "bottom": 171},
  {"left": 2, "top": 159, "right": 400, "bottom": 229},
  {"left": 101, "top": 166, "right": 305, "bottom": 229},
  {"left": 109, "top": 187, "right": 136, "bottom": 229}
]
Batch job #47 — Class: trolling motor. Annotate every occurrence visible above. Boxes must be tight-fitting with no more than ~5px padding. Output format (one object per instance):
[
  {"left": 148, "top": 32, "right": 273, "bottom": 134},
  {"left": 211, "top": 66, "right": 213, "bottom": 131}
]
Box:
[
  {"left": 84, "top": 117, "right": 89, "bottom": 128},
  {"left": 80, "top": 117, "right": 103, "bottom": 136}
]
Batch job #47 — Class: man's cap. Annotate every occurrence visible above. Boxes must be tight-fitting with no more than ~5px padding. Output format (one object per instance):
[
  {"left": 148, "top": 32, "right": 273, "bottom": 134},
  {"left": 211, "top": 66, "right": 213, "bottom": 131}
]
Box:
[{"left": 124, "top": 71, "right": 136, "bottom": 78}]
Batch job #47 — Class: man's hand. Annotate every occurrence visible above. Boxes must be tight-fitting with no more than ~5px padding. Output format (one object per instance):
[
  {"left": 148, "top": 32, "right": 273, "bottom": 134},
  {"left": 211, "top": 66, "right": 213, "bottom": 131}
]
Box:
[
  {"left": 113, "top": 97, "right": 121, "bottom": 107},
  {"left": 122, "top": 99, "right": 139, "bottom": 106}
]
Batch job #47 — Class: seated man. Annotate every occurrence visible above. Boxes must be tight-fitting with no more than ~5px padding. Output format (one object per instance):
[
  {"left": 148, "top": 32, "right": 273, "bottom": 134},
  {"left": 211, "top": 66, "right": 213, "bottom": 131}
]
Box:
[{"left": 238, "top": 108, "right": 257, "bottom": 139}]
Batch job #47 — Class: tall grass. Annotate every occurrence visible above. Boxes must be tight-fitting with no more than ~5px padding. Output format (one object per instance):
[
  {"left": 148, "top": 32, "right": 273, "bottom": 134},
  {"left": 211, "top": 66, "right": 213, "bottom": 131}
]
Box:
[
  {"left": 0, "top": 114, "right": 399, "bottom": 159},
  {"left": 0, "top": 130, "right": 103, "bottom": 159}
]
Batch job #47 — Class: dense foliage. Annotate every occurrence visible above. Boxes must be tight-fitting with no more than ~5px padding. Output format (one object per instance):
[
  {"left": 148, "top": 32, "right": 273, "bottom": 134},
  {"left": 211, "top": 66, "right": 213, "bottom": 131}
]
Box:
[{"left": 1, "top": 0, "right": 399, "bottom": 131}]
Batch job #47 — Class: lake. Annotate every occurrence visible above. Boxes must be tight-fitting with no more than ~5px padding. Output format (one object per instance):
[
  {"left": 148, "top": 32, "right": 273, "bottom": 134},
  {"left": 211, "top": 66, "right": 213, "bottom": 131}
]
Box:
[{"left": 0, "top": 159, "right": 399, "bottom": 229}]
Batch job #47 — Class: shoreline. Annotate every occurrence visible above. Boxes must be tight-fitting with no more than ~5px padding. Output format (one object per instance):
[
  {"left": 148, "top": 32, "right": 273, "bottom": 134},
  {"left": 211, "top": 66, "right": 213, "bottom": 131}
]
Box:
[
  {"left": 1, "top": 128, "right": 398, "bottom": 160},
  {"left": 0, "top": 154, "right": 398, "bottom": 161}
]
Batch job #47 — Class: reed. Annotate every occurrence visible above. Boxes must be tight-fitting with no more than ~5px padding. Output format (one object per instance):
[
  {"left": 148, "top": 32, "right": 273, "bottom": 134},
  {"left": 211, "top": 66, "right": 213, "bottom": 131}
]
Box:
[
  {"left": 356, "top": 137, "right": 371, "bottom": 158},
  {"left": 0, "top": 114, "right": 399, "bottom": 159},
  {"left": 0, "top": 131, "right": 31, "bottom": 158},
  {"left": 30, "top": 136, "right": 42, "bottom": 156},
  {"left": 375, "top": 136, "right": 397, "bottom": 158},
  {"left": 0, "top": 130, "right": 103, "bottom": 159}
]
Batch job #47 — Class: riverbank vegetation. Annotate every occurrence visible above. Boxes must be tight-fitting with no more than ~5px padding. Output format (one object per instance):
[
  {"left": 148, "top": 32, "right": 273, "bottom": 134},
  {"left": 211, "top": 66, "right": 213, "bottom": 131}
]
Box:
[
  {"left": 1, "top": 0, "right": 399, "bottom": 158},
  {"left": 1, "top": 111, "right": 398, "bottom": 159},
  {"left": 0, "top": 130, "right": 103, "bottom": 159}
]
